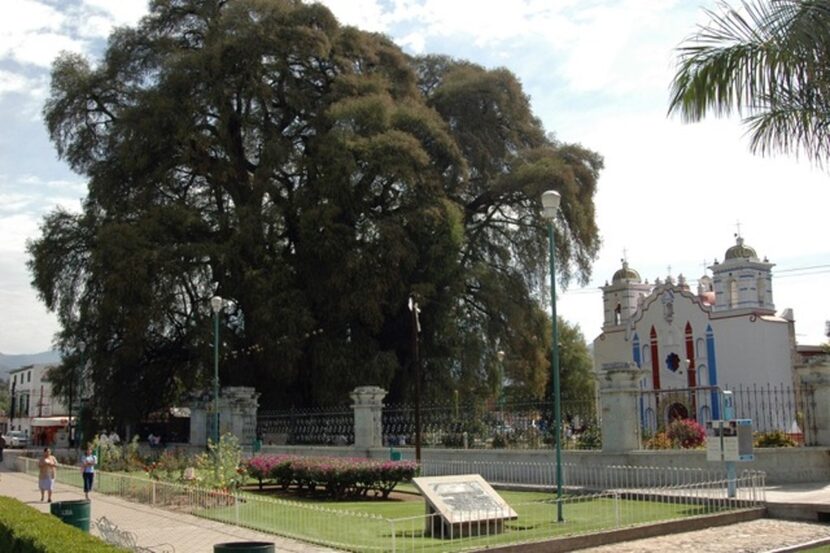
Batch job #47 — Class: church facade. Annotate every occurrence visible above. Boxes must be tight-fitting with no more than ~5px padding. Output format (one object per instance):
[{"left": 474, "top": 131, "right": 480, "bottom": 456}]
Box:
[{"left": 592, "top": 236, "right": 796, "bottom": 431}]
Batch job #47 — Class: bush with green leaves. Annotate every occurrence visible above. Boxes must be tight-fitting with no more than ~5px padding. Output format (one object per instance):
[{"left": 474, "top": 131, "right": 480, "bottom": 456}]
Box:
[
  {"left": 194, "top": 434, "right": 247, "bottom": 490},
  {"left": 246, "top": 455, "right": 418, "bottom": 499},
  {"left": 90, "top": 435, "right": 145, "bottom": 472},
  {"left": 144, "top": 448, "right": 193, "bottom": 481},
  {"left": 754, "top": 430, "right": 797, "bottom": 448},
  {"left": 0, "top": 496, "right": 125, "bottom": 552},
  {"left": 575, "top": 425, "right": 602, "bottom": 450}
]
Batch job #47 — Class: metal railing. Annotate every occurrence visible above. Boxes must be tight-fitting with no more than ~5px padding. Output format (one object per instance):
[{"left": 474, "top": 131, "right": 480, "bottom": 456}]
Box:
[
  {"left": 257, "top": 406, "right": 354, "bottom": 446},
  {"left": 18, "top": 456, "right": 764, "bottom": 553},
  {"left": 420, "top": 458, "right": 765, "bottom": 499},
  {"left": 256, "top": 398, "right": 598, "bottom": 449},
  {"left": 639, "top": 384, "right": 816, "bottom": 444}
]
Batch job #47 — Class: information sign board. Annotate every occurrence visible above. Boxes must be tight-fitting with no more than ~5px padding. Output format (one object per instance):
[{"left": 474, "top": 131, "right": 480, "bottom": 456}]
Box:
[{"left": 412, "top": 474, "right": 517, "bottom": 537}]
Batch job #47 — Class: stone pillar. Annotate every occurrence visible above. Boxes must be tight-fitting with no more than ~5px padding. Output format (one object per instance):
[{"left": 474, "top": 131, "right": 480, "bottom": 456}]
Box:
[
  {"left": 600, "top": 362, "right": 645, "bottom": 453},
  {"left": 189, "top": 404, "right": 208, "bottom": 446},
  {"left": 190, "top": 387, "right": 259, "bottom": 447},
  {"left": 219, "top": 387, "right": 260, "bottom": 446},
  {"left": 797, "top": 359, "right": 830, "bottom": 446},
  {"left": 351, "top": 386, "right": 386, "bottom": 450}
]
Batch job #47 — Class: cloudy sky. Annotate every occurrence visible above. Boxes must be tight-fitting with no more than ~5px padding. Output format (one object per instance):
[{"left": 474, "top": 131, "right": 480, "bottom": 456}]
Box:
[{"left": 1, "top": 0, "right": 828, "bottom": 354}]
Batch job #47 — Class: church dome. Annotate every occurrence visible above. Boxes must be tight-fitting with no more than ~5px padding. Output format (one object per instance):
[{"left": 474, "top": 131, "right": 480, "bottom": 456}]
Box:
[
  {"left": 725, "top": 236, "right": 758, "bottom": 261},
  {"left": 612, "top": 260, "right": 641, "bottom": 283}
]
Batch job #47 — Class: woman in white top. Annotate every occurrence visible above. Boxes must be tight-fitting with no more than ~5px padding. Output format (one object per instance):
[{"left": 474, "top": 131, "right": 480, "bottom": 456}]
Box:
[{"left": 80, "top": 447, "right": 97, "bottom": 499}]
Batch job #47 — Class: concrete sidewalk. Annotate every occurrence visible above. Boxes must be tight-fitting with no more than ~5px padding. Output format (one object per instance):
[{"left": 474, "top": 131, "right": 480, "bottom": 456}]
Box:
[{"left": 0, "top": 469, "right": 337, "bottom": 553}]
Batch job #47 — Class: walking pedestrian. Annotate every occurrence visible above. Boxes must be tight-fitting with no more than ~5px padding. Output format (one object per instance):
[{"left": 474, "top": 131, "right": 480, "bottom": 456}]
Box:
[
  {"left": 38, "top": 447, "right": 57, "bottom": 502},
  {"left": 80, "top": 446, "right": 97, "bottom": 500}
]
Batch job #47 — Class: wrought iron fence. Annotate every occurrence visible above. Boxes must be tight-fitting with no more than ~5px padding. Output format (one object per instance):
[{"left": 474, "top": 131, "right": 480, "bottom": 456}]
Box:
[
  {"left": 382, "top": 398, "right": 598, "bottom": 450},
  {"left": 638, "top": 383, "right": 816, "bottom": 445},
  {"left": 257, "top": 405, "right": 354, "bottom": 446},
  {"left": 255, "top": 398, "right": 598, "bottom": 450}
]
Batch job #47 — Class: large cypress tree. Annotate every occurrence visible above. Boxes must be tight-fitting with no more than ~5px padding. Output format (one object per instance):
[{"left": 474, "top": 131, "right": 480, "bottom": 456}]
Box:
[{"left": 29, "top": 0, "right": 602, "bottom": 426}]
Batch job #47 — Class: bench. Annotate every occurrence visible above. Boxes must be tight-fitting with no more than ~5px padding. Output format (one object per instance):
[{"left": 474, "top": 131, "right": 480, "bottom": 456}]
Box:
[{"left": 95, "top": 516, "right": 175, "bottom": 553}]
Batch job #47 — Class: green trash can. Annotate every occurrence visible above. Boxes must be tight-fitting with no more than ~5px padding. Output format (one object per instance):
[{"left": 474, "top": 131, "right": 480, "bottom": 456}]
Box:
[
  {"left": 390, "top": 450, "right": 402, "bottom": 461},
  {"left": 214, "top": 543, "right": 275, "bottom": 553},
  {"left": 50, "top": 499, "right": 91, "bottom": 532}
]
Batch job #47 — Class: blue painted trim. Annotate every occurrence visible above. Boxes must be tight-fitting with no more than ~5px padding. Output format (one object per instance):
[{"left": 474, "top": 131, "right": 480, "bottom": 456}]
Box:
[
  {"left": 706, "top": 324, "right": 720, "bottom": 419},
  {"left": 632, "top": 333, "right": 641, "bottom": 368}
]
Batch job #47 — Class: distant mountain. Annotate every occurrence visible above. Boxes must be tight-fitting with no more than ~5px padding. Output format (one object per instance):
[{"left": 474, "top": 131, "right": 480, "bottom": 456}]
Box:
[{"left": 0, "top": 351, "right": 62, "bottom": 380}]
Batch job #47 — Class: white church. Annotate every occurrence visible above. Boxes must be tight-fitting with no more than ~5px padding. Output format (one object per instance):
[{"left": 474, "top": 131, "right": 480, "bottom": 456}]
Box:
[{"left": 592, "top": 235, "right": 797, "bottom": 431}]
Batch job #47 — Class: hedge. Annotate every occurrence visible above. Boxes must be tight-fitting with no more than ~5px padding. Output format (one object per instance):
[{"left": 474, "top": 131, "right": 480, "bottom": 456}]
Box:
[
  {"left": 0, "top": 496, "right": 127, "bottom": 552},
  {"left": 247, "top": 455, "right": 418, "bottom": 499}
]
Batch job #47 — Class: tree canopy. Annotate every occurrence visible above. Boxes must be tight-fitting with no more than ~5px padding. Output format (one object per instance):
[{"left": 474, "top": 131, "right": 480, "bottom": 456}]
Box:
[
  {"left": 29, "top": 0, "right": 602, "bottom": 427},
  {"left": 669, "top": 0, "right": 830, "bottom": 166}
]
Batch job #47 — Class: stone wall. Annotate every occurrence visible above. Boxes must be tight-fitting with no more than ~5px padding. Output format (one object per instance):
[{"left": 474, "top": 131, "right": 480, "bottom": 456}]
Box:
[{"left": 256, "top": 444, "right": 830, "bottom": 485}]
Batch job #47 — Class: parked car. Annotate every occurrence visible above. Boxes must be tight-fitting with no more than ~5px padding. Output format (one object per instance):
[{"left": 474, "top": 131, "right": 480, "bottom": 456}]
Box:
[{"left": 4, "top": 431, "right": 28, "bottom": 448}]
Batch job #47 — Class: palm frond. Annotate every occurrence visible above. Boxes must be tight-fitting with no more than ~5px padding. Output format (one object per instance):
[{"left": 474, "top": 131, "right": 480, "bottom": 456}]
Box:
[
  {"left": 669, "top": 0, "right": 830, "bottom": 165},
  {"left": 745, "top": 85, "right": 830, "bottom": 165}
]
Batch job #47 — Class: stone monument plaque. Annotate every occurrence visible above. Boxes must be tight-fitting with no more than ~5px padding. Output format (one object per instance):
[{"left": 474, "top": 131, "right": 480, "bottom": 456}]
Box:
[{"left": 412, "top": 474, "right": 517, "bottom": 537}]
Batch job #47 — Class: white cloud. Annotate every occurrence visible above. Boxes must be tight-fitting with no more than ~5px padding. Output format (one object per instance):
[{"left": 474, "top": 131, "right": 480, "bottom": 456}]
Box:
[
  {"left": 5, "top": 31, "right": 85, "bottom": 67},
  {"left": 0, "top": 0, "right": 64, "bottom": 39},
  {"left": 318, "top": 0, "right": 391, "bottom": 33},
  {"left": 81, "top": 0, "right": 148, "bottom": 28},
  {"left": 0, "top": 212, "right": 40, "bottom": 253},
  {"left": 74, "top": 14, "right": 118, "bottom": 39},
  {"left": 0, "top": 70, "right": 31, "bottom": 95},
  {"left": 397, "top": 31, "right": 425, "bottom": 54}
]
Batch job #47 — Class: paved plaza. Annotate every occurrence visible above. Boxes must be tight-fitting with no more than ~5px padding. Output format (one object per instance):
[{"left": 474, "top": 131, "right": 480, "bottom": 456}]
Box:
[{"left": 2, "top": 465, "right": 830, "bottom": 552}]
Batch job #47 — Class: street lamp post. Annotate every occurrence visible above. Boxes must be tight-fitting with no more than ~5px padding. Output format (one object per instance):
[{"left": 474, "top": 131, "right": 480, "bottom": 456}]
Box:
[
  {"left": 496, "top": 350, "right": 506, "bottom": 411},
  {"left": 408, "top": 296, "right": 422, "bottom": 463},
  {"left": 541, "top": 189, "right": 564, "bottom": 522},
  {"left": 210, "top": 296, "right": 223, "bottom": 445}
]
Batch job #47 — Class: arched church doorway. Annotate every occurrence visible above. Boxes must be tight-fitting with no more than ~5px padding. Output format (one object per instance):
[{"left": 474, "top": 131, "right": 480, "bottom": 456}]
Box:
[{"left": 667, "top": 402, "right": 689, "bottom": 422}]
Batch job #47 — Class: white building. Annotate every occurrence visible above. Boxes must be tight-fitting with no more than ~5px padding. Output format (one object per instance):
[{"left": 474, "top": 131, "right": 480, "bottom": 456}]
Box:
[
  {"left": 8, "top": 364, "right": 71, "bottom": 445},
  {"left": 592, "top": 235, "right": 797, "bottom": 431}
]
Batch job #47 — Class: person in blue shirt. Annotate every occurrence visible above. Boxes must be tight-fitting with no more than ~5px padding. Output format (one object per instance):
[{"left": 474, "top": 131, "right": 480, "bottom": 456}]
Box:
[{"left": 80, "top": 447, "right": 97, "bottom": 499}]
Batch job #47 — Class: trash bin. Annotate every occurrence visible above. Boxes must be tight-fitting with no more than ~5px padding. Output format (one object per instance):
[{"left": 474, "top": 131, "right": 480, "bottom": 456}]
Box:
[
  {"left": 50, "top": 499, "right": 91, "bottom": 532},
  {"left": 390, "top": 450, "right": 402, "bottom": 461},
  {"left": 214, "top": 542, "right": 275, "bottom": 553}
]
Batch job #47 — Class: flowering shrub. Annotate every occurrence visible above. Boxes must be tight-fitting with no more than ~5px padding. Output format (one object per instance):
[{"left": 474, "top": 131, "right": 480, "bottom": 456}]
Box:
[
  {"left": 667, "top": 419, "right": 706, "bottom": 449},
  {"left": 247, "top": 454, "right": 297, "bottom": 490},
  {"left": 246, "top": 455, "right": 419, "bottom": 499},
  {"left": 144, "top": 448, "right": 191, "bottom": 481},
  {"left": 643, "top": 431, "right": 673, "bottom": 450}
]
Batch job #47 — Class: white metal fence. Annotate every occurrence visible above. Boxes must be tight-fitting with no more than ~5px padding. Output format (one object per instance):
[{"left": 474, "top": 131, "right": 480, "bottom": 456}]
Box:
[
  {"left": 19, "top": 456, "right": 764, "bottom": 553},
  {"left": 420, "top": 458, "right": 766, "bottom": 499}
]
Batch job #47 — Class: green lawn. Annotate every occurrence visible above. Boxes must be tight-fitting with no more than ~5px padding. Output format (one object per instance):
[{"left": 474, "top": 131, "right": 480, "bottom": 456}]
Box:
[
  {"left": 29, "top": 462, "right": 732, "bottom": 553},
  {"left": 195, "top": 487, "right": 724, "bottom": 553}
]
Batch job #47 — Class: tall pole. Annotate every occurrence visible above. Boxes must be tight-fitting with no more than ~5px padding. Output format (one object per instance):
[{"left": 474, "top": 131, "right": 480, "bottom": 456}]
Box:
[
  {"left": 542, "top": 190, "right": 564, "bottom": 523},
  {"left": 409, "top": 296, "right": 422, "bottom": 463},
  {"left": 77, "top": 343, "right": 84, "bottom": 453},
  {"left": 211, "top": 297, "right": 222, "bottom": 444},
  {"left": 67, "top": 372, "right": 73, "bottom": 448}
]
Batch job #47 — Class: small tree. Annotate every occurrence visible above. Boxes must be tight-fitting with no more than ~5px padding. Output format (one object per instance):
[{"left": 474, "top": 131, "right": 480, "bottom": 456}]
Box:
[
  {"left": 196, "top": 434, "right": 246, "bottom": 490},
  {"left": 667, "top": 419, "right": 706, "bottom": 449}
]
